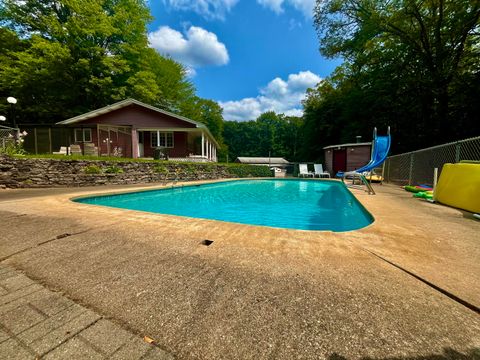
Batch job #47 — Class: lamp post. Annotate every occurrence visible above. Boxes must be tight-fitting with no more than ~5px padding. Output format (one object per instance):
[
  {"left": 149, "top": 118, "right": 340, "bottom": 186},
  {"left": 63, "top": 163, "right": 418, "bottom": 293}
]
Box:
[
  {"left": 7, "top": 97, "right": 17, "bottom": 129},
  {"left": 103, "top": 137, "right": 112, "bottom": 156}
]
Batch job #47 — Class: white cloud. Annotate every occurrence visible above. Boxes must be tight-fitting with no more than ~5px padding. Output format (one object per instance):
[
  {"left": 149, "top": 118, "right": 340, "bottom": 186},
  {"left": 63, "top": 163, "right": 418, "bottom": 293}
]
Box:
[
  {"left": 288, "top": 18, "right": 302, "bottom": 30},
  {"left": 184, "top": 67, "right": 197, "bottom": 77},
  {"left": 220, "top": 71, "right": 321, "bottom": 121},
  {"left": 163, "top": 0, "right": 239, "bottom": 20},
  {"left": 257, "top": 0, "right": 284, "bottom": 14},
  {"left": 257, "top": 0, "right": 315, "bottom": 18},
  {"left": 283, "top": 108, "right": 304, "bottom": 117},
  {"left": 148, "top": 26, "right": 229, "bottom": 68}
]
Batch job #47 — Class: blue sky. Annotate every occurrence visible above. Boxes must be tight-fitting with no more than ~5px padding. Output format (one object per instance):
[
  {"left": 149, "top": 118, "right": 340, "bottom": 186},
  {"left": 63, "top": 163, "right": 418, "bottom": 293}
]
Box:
[{"left": 147, "top": 0, "right": 341, "bottom": 121}]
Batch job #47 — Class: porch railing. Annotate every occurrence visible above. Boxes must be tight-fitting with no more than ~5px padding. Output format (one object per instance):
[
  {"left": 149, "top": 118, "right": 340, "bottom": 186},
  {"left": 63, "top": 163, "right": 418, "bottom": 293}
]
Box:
[{"left": 169, "top": 156, "right": 211, "bottom": 163}]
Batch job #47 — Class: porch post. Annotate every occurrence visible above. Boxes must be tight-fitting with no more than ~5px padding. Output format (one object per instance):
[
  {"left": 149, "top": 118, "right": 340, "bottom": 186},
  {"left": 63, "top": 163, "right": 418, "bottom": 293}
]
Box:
[
  {"left": 201, "top": 132, "right": 205, "bottom": 158},
  {"left": 97, "top": 125, "right": 101, "bottom": 156},
  {"left": 206, "top": 138, "right": 210, "bottom": 160},
  {"left": 131, "top": 128, "right": 138, "bottom": 158}
]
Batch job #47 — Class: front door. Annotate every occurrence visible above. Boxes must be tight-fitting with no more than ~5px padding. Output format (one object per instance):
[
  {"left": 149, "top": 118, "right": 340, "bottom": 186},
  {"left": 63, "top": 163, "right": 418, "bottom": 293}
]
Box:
[
  {"left": 138, "top": 131, "right": 144, "bottom": 157},
  {"left": 333, "top": 149, "right": 347, "bottom": 174}
]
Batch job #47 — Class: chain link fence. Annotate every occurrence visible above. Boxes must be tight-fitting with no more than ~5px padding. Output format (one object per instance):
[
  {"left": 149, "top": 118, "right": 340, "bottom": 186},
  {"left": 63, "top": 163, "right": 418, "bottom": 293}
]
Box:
[
  {"left": 0, "top": 127, "right": 18, "bottom": 152},
  {"left": 384, "top": 136, "right": 480, "bottom": 186}
]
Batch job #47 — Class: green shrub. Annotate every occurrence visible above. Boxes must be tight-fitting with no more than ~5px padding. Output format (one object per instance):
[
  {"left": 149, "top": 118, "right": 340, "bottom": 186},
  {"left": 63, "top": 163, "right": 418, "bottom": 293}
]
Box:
[
  {"left": 1, "top": 135, "right": 26, "bottom": 156},
  {"left": 83, "top": 165, "right": 102, "bottom": 174},
  {"left": 183, "top": 163, "right": 197, "bottom": 175},
  {"left": 104, "top": 165, "right": 123, "bottom": 174},
  {"left": 225, "top": 164, "right": 272, "bottom": 178},
  {"left": 153, "top": 164, "right": 168, "bottom": 175}
]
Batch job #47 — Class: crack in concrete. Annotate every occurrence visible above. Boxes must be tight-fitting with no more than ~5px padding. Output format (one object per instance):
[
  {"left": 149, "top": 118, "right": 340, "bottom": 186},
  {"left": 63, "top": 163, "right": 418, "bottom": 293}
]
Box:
[
  {"left": 0, "top": 229, "right": 92, "bottom": 262},
  {"left": 362, "top": 248, "right": 480, "bottom": 315}
]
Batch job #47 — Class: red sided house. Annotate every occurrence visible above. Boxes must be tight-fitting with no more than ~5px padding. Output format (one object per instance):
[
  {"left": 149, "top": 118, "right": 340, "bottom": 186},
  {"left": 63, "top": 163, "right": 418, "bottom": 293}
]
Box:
[{"left": 55, "top": 99, "right": 219, "bottom": 161}]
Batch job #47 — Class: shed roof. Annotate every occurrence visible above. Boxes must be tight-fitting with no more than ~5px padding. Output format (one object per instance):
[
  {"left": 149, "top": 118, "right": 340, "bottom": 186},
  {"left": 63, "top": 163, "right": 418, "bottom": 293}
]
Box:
[
  {"left": 236, "top": 157, "right": 289, "bottom": 164},
  {"left": 323, "top": 142, "right": 372, "bottom": 150},
  {"left": 55, "top": 98, "right": 219, "bottom": 147}
]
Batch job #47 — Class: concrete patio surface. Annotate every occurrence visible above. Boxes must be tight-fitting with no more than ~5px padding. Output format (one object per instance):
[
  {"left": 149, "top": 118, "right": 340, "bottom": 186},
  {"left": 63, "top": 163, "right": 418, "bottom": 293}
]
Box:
[
  {"left": 0, "top": 180, "right": 479, "bottom": 359},
  {"left": 0, "top": 265, "right": 172, "bottom": 359}
]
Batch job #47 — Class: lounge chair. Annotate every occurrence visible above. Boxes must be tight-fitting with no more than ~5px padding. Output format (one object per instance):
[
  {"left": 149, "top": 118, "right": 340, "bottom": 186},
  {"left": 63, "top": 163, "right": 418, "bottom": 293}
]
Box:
[
  {"left": 298, "top": 164, "right": 314, "bottom": 178},
  {"left": 83, "top": 142, "right": 98, "bottom": 156},
  {"left": 53, "top": 146, "right": 69, "bottom": 155},
  {"left": 314, "top": 164, "right": 330, "bottom": 178},
  {"left": 70, "top": 144, "right": 82, "bottom": 155}
]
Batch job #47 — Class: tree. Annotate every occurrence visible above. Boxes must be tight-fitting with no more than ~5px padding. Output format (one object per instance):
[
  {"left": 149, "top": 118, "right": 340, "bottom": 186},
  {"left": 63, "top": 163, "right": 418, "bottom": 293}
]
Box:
[
  {"left": 223, "top": 112, "right": 304, "bottom": 162},
  {"left": 0, "top": 0, "right": 196, "bottom": 123},
  {"left": 308, "top": 0, "right": 480, "bottom": 154}
]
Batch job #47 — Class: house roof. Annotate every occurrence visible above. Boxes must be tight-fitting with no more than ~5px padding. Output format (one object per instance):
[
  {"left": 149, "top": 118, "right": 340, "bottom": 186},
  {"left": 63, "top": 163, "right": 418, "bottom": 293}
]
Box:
[
  {"left": 236, "top": 157, "right": 290, "bottom": 165},
  {"left": 55, "top": 98, "right": 219, "bottom": 147},
  {"left": 323, "top": 142, "right": 371, "bottom": 150}
]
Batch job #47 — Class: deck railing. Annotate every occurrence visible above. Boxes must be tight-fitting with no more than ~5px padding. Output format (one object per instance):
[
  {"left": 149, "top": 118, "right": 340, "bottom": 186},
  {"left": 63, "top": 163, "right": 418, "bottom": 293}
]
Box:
[{"left": 169, "top": 156, "right": 212, "bottom": 163}]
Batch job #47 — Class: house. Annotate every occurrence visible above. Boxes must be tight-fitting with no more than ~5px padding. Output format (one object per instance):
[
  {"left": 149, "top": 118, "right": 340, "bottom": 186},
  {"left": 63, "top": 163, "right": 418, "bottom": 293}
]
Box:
[
  {"left": 323, "top": 142, "right": 372, "bottom": 175},
  {"left": 55, "top": 99, "right": 219, "bottom": 161}
]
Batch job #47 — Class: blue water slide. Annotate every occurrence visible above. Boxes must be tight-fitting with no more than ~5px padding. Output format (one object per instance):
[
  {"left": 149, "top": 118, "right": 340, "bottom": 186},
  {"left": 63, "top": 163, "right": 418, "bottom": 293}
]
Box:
[{"left": 337, "top": 128, "right": 391, "bottom": 177}]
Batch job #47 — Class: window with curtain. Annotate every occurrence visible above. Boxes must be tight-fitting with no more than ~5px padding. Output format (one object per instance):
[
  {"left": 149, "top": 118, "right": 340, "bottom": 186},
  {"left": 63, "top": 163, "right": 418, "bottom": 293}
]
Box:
[
  {"left": 74, "top": 128, "right": 92, "bottom": 142},
  {"left": 150, "top": 132, "right": 174, "bottom": 148}
]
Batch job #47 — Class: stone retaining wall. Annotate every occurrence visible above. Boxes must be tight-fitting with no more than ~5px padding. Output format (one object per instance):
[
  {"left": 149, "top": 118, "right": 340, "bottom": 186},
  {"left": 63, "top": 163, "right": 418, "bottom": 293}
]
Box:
[{"left": 0, "top": 156, "right": 265, "bottom": 188}]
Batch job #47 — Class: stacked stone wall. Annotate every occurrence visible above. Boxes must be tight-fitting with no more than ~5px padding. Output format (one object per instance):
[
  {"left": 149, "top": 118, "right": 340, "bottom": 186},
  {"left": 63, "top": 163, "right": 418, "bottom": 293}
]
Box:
[{"left": 0, "top": 156, "right": 268, "bottom": 188}]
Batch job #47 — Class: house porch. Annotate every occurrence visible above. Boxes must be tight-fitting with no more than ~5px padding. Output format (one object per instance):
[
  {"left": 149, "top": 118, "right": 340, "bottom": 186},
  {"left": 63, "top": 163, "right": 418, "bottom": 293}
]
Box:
[{"left": 75, "top": 125, "right": 218, "bottom": 161}]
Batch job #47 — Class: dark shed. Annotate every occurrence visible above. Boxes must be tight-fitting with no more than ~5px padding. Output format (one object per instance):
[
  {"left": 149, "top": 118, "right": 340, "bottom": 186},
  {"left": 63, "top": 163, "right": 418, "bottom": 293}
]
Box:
[{"left": 323, "top": 142, "right": 372, "bottom": 175}]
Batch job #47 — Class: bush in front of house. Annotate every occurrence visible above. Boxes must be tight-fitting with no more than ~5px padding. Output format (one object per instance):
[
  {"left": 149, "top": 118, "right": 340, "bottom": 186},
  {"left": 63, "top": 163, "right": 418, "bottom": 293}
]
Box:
[
  {"left": 153, "top": 164, "right": 169, "bottom": 175},
  {"left": 83, "top": 165, "right": 102, "bottom": 174},
  {"left": 224, "top": 163, "right": 272, "bottom": 178},
  {"left": 104, "top": 165, "right": 124, "bottom": 174}
]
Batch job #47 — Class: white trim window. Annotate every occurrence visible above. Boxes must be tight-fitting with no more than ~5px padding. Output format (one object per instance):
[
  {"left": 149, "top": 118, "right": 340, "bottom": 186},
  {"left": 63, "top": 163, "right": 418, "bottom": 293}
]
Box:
[
  {"left": 151, "top": 131, "right": 174, "bottom": 148},
  {"left": 74, "top": 128, "right": 92, "bottom": 142}
]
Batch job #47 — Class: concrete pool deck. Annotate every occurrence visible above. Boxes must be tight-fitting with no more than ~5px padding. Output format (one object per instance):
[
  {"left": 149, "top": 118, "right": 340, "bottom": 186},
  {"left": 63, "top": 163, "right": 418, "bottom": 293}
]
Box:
[{"left": 0, "top": 180, "right": 479, "bottom": 359}]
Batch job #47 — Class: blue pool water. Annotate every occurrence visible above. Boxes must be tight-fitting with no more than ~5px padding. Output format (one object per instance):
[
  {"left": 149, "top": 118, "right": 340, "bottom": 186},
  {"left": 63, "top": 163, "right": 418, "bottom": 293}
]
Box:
[{"left": 75, "top": 179, "right": 373, "bottom": 231}]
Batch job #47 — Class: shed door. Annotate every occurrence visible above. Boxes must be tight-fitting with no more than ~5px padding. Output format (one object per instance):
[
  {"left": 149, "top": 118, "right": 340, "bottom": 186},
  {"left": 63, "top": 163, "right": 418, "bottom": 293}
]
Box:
[{"left": 333, "top": 149, "right": 347, "bottom": 174}]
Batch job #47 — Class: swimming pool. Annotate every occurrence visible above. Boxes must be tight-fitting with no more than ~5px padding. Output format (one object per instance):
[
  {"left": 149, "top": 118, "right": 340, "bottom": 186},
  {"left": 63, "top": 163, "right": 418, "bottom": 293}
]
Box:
[{"left": 75, "top": 179, "right": 373, "bottom": 232}]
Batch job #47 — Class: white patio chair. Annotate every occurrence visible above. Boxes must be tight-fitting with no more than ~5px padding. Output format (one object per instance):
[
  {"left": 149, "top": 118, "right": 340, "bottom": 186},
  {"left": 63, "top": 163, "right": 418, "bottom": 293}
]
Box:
[
  {"left": 53, "top": 146, "right": 68, "bottom": 155},
  {"left": 298, "top": 164, "right": 314, "bottom": 178},
  {"left": 314, "top": 164, "right": 331, "bottom": 178},
  {"left": 70, "top": 144, "right": 82, "bottom": 155}
]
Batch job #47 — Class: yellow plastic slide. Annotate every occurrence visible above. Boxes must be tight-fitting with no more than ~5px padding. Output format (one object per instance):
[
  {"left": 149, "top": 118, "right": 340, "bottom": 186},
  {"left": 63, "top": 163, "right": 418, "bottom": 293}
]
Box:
[{"left": 434, "top": 163, "right": 480, "bottom": 213}]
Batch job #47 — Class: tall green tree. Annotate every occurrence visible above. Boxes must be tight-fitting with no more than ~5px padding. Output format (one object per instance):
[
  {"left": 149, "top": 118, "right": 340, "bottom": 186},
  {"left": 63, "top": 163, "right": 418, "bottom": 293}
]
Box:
[
  {"left": 179, "top": 96, "right": 228, "bottom": 161},
  {"left": 0, "top": 0, "right": 196, "bottom": 123},
  {"left": 309, "top": 0, "right": 480, "bottom": 155},
  {"left": 223, "top": 112, "right": 304, "bottom": 162}
]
